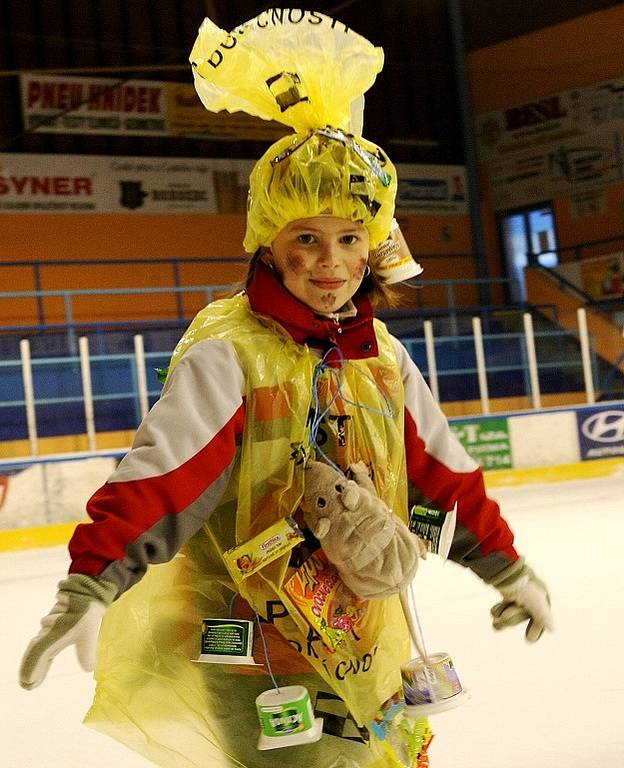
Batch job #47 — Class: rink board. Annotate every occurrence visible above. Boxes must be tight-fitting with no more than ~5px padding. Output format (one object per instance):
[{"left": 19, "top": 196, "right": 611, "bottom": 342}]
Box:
[{"left": 1, "top": 401, "right": 623, "bottom": 551}]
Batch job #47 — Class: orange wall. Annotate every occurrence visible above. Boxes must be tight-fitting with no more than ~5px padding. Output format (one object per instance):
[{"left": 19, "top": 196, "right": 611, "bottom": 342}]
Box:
[
  {"left": 468, "top": 5, "right": 624, "bottom": 272},
  {"left": 468, "top": 5, "right": 624, "bottom": 114},
  {"left": 0, "top": 213, "right": 248, "bottom": 324},
  {"left": 0, "top": 210, "right": 476, "bottom": 325},
  {"left": 0, "top": 212, "right": 247, "bottom": 262}
]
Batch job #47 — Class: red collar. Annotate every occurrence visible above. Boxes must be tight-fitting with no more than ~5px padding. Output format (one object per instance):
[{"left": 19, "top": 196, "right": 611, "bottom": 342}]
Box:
[{"left": 246, "top": 261, "right": 379, "bottom": 363}]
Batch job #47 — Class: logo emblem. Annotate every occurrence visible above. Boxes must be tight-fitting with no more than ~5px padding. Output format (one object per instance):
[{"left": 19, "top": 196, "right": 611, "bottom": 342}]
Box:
[
  {"left": 581, "top": 411, "right": 624, "bottom": 443},
  {"left": 119, "top": 180, "right": 148, "bottom": 210}
]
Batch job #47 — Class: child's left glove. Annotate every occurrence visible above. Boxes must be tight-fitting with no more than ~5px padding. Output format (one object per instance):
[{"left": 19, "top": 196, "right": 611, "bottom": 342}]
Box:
[
  {"left": 19, "top": 573, "right": 117, "bottom": 690},
  {"left": 489, "top": 559, "right": 553, "bottom": 643}
]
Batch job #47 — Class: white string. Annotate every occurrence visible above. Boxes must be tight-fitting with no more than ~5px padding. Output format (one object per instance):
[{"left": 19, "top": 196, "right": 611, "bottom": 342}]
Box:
[{"left": 399, "top": 586, "right": 429, "bottom": 662}]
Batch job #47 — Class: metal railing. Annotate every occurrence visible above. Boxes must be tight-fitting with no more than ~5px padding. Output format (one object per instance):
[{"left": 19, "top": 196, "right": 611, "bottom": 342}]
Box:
[
  {"left": 534, "top": 233, "right": 624, "bottom": 263},
  {"left": 0, "top": 276, "right": 523, "bottom": 353},
  {"left": 0, "top": 308, "right": 608, "bottom": 457},
  {"left": 0, "top": 284, "right": 234, "bottom": 355}
]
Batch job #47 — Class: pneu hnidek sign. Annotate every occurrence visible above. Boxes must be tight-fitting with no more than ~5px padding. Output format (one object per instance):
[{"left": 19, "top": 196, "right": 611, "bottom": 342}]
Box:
[{"left": 20, "top": 74, "right": 169, "bottom": 136}]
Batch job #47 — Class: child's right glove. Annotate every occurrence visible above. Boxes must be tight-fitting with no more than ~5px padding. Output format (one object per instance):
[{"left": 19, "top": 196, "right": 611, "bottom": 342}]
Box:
[
  {"left": 488, "top": 559, "right": 553, "bottom": 643},
  {"left": 19, "top": 573, "right": 117, "bottom": 690}
]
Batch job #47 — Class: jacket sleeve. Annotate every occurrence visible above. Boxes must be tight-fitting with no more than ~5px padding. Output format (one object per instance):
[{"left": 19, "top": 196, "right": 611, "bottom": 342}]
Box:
[
  {"left": 391, "top": 336, "right": 519, "bottom": 582},
  {"left": 68, "top": 338, "right": 246, "bottom": 596}
]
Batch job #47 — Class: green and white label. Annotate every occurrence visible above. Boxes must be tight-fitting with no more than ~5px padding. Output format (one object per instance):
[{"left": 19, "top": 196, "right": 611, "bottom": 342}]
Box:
[
  {"left": 200, "top": 618, "right": 253, "bottom": 657},
  {"left": 257, "top": 700, "right": 313, "bottom": 737}
]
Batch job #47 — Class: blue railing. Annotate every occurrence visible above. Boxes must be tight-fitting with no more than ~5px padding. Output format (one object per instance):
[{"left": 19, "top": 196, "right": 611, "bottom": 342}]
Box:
[
  {"left": 0, "top": 285, "right": 235, "bottom": 355},
  {"left": 0, "top": 329, "right": 600, "bottom": 443},
  {"left": 0, "top": 277, "right": 530, "bottom": 357}
]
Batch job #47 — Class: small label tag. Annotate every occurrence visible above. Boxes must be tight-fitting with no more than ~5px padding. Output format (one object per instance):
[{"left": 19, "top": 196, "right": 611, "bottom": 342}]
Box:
[
  {"left": 223, "top": 516, "right": 304, "bottom": 583},
  {"left": 201, "top": 618, "right": 252, "bottom": 657},
  {"left": 195, "top": 618, "right": 257, "bottom": 664},
  {"left": 408, "top": 502, "right": 457, "bottom": 560}
]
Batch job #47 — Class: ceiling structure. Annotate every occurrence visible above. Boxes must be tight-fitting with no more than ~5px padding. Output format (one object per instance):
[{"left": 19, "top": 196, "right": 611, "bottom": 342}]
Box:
[{"left": 0, "top": 0, "right": 622, "bottom": 163}]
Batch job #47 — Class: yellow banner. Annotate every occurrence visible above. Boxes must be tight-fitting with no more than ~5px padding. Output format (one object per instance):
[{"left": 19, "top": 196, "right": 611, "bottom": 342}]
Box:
[{"left": 166, "top": 83, "right": 288, "bottom": 141}]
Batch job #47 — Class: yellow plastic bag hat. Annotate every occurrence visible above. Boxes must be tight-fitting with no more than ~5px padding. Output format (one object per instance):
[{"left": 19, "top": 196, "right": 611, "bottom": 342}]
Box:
[{"left": 189, "top": 9, "right": 398, "bottom": 251}]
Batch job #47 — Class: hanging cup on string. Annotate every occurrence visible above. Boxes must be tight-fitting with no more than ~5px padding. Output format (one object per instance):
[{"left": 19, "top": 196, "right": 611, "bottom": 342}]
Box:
[
  {"left": 256, "top": 685, "right": 324, "bottom": 750},
  {"left": 401, "top": 652, "right": 469, "bottom": 716}
]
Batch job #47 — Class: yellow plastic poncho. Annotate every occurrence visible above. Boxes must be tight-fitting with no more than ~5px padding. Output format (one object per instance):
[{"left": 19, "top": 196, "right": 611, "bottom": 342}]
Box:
[
  {"left": 85, "top": 11, "right": 431, "bottom": 767},
  {"left": 85, "top": 295, "right": 430, "bottom": 767}
]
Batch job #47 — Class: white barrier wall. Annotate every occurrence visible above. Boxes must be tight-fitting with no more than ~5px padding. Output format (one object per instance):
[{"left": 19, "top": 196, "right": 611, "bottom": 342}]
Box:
[
  {"left": 0, "top": 453, "right": 119, "bottom": 529},
  {"left": 1, "top": 402, "right": 622, "bottom": 531},
  {"left": 450, "top": 401, "right": 624, "bottom": 470}
]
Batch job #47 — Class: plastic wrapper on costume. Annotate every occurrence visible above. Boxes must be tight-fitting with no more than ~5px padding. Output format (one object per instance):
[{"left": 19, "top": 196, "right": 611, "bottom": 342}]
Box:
[
  {"left": 86, "top": 294, "right": 431, "bottom": 767},
  {"left": 84, "top": 9, "right": 431, "bottom": 768},
  {"left": 190, "top": 10, "right": 397, "bottom": 251}
]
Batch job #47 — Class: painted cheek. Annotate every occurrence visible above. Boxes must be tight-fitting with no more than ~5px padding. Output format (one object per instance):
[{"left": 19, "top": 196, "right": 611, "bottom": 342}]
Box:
[
  {"left": 285, "top": 252, "right": 306, "bottom": 275},
  {"left": 353, "top": 257, "right": 368, "bottom": 280}
]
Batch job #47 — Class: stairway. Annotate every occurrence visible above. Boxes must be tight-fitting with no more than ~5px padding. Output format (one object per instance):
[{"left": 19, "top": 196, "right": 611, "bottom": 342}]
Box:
[{"left": 525, "top": 266, "right": 624, "bottom": 377}]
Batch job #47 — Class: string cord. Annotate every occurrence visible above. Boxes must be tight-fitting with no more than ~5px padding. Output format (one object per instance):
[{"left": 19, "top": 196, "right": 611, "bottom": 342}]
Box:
[
  {"left": 399, "top": 587, "right": 429, "bottom": 663},
  {"left": 309, "top": 345, "right": 394, "bottom": 471},
  {"left": 228, "top": 590, "right": 281, "bottom": 693},
  {"left": 254, "top": 610, "right": 281, "bottom": 693},
  {"left": 241, "top": 345, "right": 399, "bottom": 693}
]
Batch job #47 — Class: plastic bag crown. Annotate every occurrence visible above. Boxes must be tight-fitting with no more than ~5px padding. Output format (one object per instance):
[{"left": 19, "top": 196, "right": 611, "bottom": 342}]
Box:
[{"left": 189, "top": 9, "right": 397, "bottom": 251}]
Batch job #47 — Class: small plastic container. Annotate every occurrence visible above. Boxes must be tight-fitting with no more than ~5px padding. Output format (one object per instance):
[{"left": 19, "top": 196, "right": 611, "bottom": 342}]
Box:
[
  {"left": 256, "top": 685, "right": 323, "bottom": 750},
  {"left": 401, "top": 652, "right": 469, "bottom": 716},
  {"left": 409, "top": 503, "right": 457, "bottom": 560}
]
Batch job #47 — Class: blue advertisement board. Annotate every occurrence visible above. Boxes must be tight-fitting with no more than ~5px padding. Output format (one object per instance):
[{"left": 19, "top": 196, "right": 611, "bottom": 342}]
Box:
[{"left": 576, "top": 405, "right": 624, "bottom": 460}]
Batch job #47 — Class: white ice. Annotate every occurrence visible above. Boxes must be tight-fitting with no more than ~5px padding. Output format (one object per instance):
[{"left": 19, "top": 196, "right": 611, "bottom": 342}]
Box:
[{"left": 1, "top": 473, "right": 623, "bottom": 768}]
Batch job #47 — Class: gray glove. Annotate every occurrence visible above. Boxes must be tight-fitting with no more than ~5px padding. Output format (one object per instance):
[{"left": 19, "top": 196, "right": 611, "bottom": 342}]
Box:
[
  {"left": 19, "top": 574, "right": 117, "bottom": 690},
  {"left": 489, "top": 559, "right": 553, "bottom": 643}
]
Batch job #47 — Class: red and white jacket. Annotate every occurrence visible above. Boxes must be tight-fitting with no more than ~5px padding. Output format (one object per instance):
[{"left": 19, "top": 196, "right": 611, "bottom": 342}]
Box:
[{"left": 69, "top": 263, "right": 518, "bottom": 596}]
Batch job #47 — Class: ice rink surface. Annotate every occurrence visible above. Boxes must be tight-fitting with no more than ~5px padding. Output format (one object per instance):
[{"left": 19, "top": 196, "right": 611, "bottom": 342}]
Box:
[{"left": 1, "top": 472, "right": 623, "bottom": 768}]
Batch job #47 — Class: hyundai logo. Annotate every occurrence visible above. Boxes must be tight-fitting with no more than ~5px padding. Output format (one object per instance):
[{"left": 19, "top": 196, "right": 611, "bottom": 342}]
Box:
[{"left": 581, "top": 411, "right": 624, "bottom": 443}]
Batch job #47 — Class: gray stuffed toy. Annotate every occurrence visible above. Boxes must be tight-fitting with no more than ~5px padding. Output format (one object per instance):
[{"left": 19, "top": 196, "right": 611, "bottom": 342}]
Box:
[{"left": 300, "top": 460, "right": 422, "bottom": 600}]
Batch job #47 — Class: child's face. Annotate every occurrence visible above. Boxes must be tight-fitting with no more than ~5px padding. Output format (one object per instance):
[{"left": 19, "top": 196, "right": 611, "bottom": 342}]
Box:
[{"left": 267, "top": 216, "right": 370, "bottom": 313}]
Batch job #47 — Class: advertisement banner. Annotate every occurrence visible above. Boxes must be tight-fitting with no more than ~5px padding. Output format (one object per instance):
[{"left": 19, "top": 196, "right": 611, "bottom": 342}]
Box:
[
  {"left": 166, "top": 82, "right": 287, "bottom": 141},
  {"left": 21, "top": 74, "right": 291, "bottom": 142},
  {"left": 477, "top": 74, "right": 624, "bottom": 209},
  {"left": 576, "top": 405, "right": 624, "bottom": 460},
  {"left": 579, "top": 254, "right": 624, "bottom": 299},
  {"left": 477, "top": 76, "right": 624, "bottom": 163},
  {"left": 395, "top": 165, "right": 468, "bottom": 214},
  {"left": 20, "top": 74, "right": 169, "bottom": 136},
  {"left": 0, "top": 152, "right": 259, "bottom": 214},
  {"left": 449, "top": 417, "right": 512, "bottom": 470},
  {"left": 555, "top": 253, "right": 624, "bottom": 300},
  {"left": 0, "top": 152, "right": 465, "bottom": 217},
  {"left": 487, "top": 130, "right": 623, "bottom": 210}
]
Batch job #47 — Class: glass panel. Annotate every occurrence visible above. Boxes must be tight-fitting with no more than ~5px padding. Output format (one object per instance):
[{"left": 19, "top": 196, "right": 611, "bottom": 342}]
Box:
[
  {"left": 528, "top": 208, "right": 559, "bottom": 268},
  {"left": 501, "top": 213, "right": 529, "bottom": 301}
]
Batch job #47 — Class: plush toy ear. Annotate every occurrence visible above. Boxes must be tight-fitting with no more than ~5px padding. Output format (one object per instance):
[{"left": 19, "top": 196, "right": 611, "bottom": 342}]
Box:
[
  {"left": 341, "top": 481, "right": 360, "bottom": 510},
  {"left": 315, "top": 517, "right": 331, "bottom": 539}
]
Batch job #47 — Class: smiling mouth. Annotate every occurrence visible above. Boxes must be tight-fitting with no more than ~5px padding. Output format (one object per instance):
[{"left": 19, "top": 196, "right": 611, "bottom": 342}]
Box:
[{"left": 310, "top": 279, "right": 346, "bottom": 289}]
